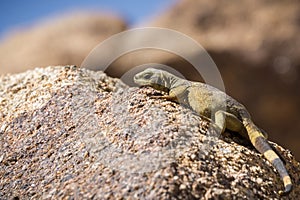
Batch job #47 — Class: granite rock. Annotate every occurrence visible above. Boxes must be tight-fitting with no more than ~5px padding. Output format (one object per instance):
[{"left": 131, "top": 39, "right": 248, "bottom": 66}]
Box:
[{"left": 0, "top": 66, "right": 299, "bottom": 199}]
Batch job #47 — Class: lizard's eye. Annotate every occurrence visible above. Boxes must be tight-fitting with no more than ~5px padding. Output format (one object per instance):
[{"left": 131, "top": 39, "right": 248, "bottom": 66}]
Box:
[{"left": 143, "top": 73, "right": 152, "bottom": 80}]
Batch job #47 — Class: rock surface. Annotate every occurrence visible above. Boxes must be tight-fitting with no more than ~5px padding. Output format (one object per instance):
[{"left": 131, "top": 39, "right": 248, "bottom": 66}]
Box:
[
  {"left": 0, "top": 12, "right": 126, "bottom": 75},
  {"left": 0, "top": 66, "right": 299, "bottom": 199}
]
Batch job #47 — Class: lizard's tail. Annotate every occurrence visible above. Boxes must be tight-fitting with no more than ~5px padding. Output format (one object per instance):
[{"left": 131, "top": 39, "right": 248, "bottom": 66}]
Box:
[{"left": 243, "top": 119, "right": 292, "bottom": 196}]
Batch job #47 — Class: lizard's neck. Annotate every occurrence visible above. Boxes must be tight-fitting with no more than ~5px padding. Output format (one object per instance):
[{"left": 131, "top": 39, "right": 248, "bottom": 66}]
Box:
[{"left": 162, "top": 72, "right": 188, "bottom": 89}]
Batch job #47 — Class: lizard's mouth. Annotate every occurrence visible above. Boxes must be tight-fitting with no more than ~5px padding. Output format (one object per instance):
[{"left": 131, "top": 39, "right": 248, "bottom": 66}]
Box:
[{"left": 133, "top": 77, "right": 142, "bottom": 85}]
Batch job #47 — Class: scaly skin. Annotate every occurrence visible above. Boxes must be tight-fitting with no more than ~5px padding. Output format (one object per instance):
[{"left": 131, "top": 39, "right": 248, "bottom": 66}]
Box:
[{"left": 134, "top": 68, "right": 292, "bottom": 195}]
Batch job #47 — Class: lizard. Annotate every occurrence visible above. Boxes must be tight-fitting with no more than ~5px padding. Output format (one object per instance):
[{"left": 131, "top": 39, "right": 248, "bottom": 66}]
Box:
[{"left": 133, "top": 68, "right": 292, "bottom": 196}]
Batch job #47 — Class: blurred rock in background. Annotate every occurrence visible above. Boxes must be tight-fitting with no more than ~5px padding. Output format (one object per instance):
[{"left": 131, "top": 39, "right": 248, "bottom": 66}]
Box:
[
  {"left": 0, "top": 12, "right": 127, "bottom": 74},
  {"left": 0, "top": 0, "right": 299, "bottom": 159}
]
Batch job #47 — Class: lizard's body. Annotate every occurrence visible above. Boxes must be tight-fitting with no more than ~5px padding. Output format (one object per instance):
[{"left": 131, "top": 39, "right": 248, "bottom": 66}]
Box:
[{"left": 134, "top": 68, "right": 292, "bottom": 195}]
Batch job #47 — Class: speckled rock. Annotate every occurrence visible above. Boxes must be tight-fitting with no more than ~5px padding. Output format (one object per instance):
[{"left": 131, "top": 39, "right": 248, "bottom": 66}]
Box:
[{"left": 0, "top": 66, "right": 299, "bottom": 199}]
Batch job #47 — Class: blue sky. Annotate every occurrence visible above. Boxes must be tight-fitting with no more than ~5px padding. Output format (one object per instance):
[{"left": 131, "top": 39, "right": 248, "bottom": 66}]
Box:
[{"left": 0, "top": 0, "right": 177, "bottom": 37}]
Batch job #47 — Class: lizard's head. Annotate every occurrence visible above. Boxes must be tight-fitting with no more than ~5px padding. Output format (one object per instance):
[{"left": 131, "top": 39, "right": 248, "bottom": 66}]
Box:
[{"left": 134, "top": 68, "right": 169, "bottom": 92}]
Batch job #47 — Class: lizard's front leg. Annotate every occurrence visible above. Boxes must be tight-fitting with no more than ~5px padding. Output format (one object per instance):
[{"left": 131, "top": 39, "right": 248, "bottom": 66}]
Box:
[
  {"left": 151, "top": 86, "right": 188, "bottom": 103},
  {"left": 151, "top": 90, "right": 178, "bottom": 101}
]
